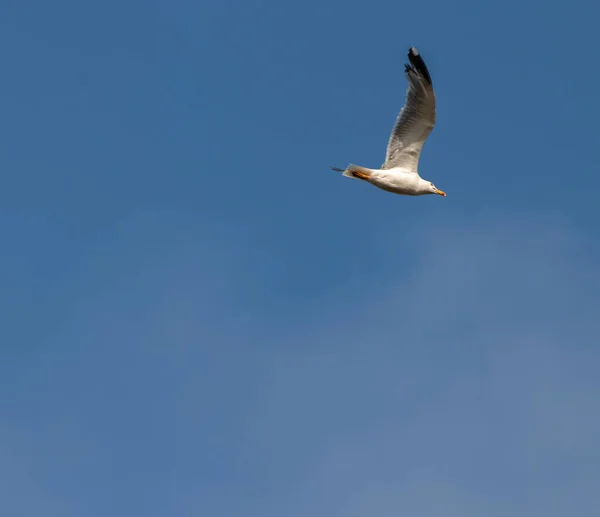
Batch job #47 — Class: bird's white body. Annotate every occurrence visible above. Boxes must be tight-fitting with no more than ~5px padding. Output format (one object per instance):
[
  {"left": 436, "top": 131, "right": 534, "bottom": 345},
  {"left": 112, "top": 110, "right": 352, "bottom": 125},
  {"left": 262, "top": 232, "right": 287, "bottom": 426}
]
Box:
[
  {"left": 332, "top": 47, "right": 446, "bottom": 198},
  {"left": 345, "top": 166, "right": 431, "bottom": 195}
]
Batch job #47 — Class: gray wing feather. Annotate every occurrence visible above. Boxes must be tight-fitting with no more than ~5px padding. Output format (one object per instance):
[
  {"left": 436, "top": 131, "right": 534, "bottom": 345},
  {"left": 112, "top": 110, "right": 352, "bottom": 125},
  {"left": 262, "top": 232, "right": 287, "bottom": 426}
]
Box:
[{"left": 382, "top": 48, "right": 436, "bottom": 172}]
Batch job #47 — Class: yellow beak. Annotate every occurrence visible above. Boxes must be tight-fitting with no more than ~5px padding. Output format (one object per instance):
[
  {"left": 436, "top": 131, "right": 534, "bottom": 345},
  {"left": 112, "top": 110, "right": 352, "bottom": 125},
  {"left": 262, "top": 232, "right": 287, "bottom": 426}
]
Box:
[{"left": 435, "top": 188, "right": 446, "bottom": 197}]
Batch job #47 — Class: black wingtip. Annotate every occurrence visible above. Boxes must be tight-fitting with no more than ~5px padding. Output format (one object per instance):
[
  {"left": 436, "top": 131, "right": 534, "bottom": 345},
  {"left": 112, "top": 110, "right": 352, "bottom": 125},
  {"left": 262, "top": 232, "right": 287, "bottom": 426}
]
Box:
[{"left": 407, "top": 46, "right": 432, "bottom": 85}]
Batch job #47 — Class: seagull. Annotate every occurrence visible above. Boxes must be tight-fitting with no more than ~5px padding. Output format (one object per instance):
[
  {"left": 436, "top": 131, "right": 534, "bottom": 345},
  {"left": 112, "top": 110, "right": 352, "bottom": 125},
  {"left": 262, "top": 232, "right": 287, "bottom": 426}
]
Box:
[{"left": 331, "top": 47, "right": 445, "bottom": 197}]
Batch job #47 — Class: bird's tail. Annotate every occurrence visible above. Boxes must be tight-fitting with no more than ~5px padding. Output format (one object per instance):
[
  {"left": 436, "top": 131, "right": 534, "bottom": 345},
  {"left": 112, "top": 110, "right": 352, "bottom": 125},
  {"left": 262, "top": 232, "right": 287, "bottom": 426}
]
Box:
[{"left": 329, "top": 164, "right": 372, "bottom": 181}]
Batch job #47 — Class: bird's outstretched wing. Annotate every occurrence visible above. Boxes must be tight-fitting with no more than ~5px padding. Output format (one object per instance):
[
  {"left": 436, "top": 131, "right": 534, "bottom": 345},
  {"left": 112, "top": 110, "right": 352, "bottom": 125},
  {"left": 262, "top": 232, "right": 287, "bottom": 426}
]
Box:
[{"left": 382, "top": 47, "right": 436, "bottom": 173}]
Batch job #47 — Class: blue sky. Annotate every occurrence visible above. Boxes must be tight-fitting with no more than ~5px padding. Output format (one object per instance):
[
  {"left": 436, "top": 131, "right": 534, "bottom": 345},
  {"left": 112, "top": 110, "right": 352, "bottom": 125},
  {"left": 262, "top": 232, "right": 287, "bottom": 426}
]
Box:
[{"left": 1, "top": 0, "right": 599, "bottom": 515}]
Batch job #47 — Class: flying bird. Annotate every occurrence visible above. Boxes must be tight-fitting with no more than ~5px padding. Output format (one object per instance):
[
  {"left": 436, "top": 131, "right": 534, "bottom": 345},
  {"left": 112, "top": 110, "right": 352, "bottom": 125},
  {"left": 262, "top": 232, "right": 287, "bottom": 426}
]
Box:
[{"left": 331, "top": 47, "right": 445, "bottom": 197}]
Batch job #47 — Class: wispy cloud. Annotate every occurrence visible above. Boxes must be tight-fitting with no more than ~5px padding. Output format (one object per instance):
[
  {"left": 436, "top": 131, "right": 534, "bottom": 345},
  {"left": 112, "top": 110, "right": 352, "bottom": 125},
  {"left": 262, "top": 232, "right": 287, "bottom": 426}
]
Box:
[{"left": 245, "top": 215, "right": 600, "bottom": 517}]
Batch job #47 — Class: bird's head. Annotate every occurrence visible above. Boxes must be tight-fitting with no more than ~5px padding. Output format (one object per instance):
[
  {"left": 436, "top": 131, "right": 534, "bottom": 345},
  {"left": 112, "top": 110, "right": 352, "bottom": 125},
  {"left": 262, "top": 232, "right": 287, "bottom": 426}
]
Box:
[{"left": 427, "top": 181, "right": 446, "bottom": 196}]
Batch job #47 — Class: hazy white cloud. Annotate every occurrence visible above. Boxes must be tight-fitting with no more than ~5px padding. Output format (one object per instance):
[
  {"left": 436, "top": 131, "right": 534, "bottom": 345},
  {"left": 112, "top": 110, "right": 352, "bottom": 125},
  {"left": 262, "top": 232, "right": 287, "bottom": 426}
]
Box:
[{"left": 246, "top": 215, "right": 600, "bottom": 517}]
